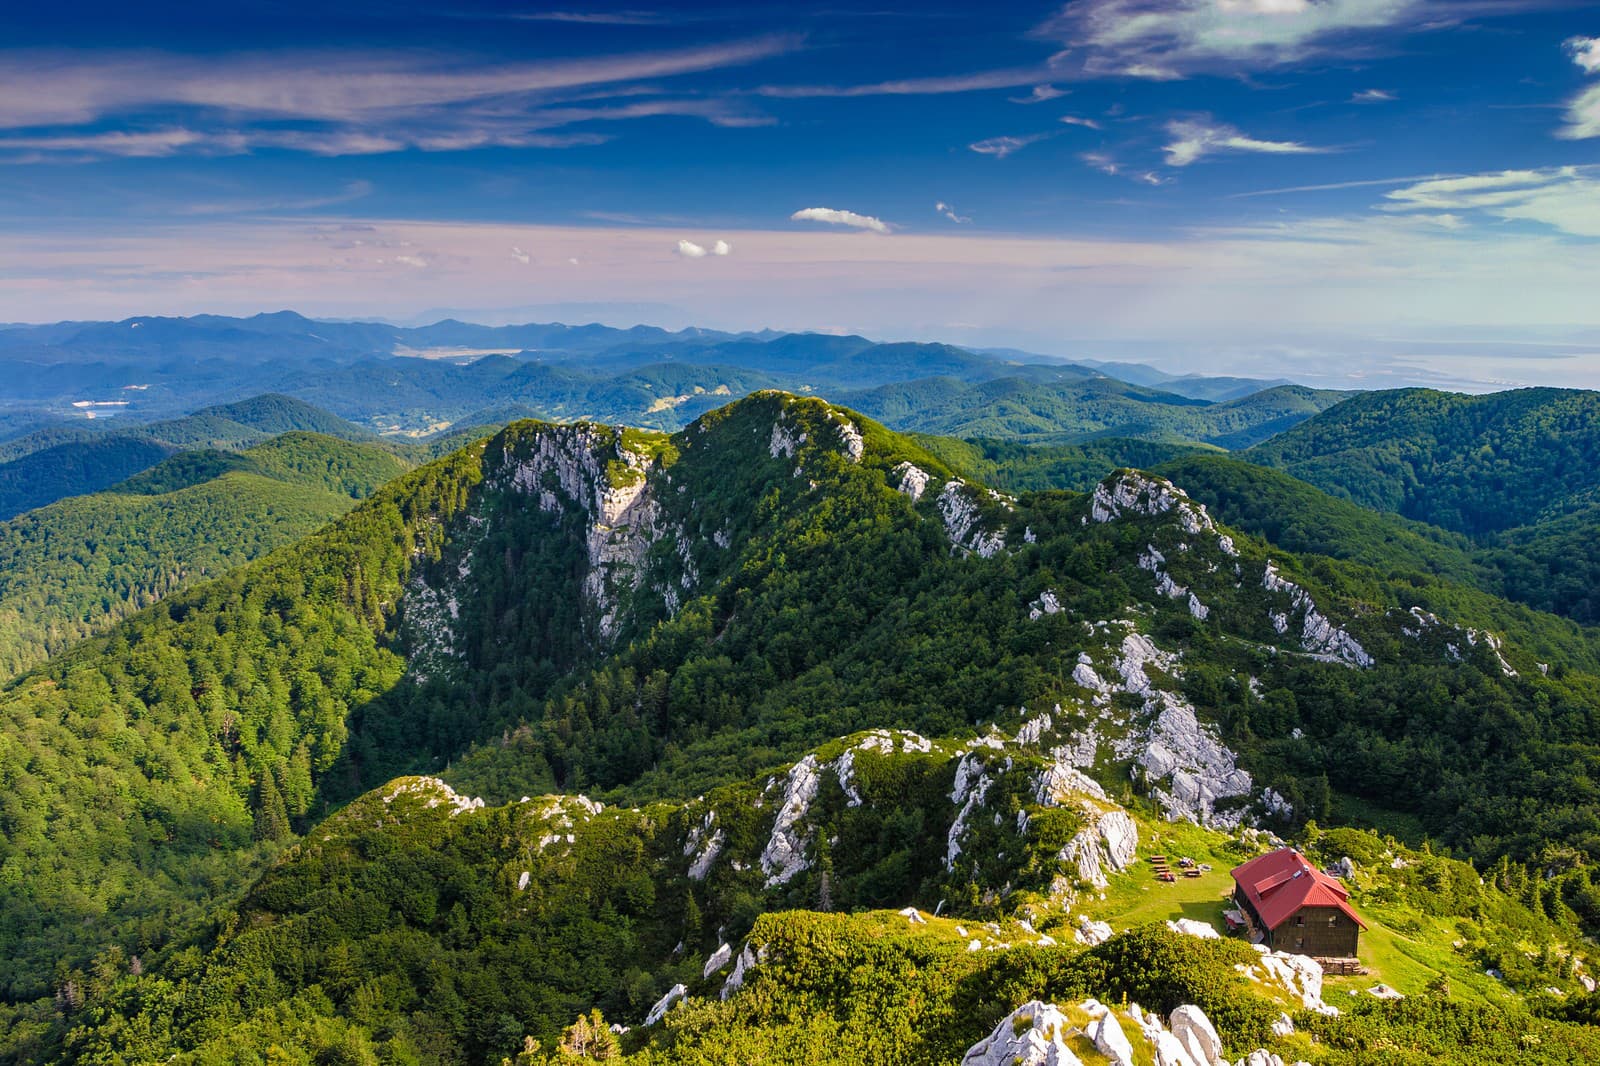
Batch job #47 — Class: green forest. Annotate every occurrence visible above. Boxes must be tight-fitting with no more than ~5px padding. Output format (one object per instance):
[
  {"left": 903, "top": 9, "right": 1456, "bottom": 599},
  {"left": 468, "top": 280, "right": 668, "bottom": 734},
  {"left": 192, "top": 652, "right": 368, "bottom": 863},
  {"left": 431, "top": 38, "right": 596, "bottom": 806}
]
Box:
[{"left": 3, "top": 385, "right": 1600, "bottom": 1064}]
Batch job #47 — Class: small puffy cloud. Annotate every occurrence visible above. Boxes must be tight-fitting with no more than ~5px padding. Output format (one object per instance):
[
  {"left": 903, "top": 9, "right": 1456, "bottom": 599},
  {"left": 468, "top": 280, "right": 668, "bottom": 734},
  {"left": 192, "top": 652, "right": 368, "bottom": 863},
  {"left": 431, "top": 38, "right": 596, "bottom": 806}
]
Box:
[
  {"left": 1163, "top": 117, "right": 1324, "bottom": 166},
  {"left": 1384, "top": 167, "right": 1600, "bottom": 236},
  {"left": 936, "top": 201, "right": 971, "bottom": 223},
  {"left": 511, "top": 246, "right": 531, "bottom": 264},
  {"left": 1567, "top": 35, "right": 1600, "bottom": 74},
  {"left": 1351, "top": 88, "right": 1395, "bottom": 102},
  {"left": 790, "top": 207, "right": 890, "bottom": 233},
  {"left": 968, "top": 133, "right": 1048, "bottom": 158},
  {"left": 676, "top": 238, "right": 733, "bottom": 258},
  {"left": 1060, "top": 114, "right": 1103, "bottom": 129},
  {"left": 1010, "top": 84, "right": 1069, "bottom": 103}
]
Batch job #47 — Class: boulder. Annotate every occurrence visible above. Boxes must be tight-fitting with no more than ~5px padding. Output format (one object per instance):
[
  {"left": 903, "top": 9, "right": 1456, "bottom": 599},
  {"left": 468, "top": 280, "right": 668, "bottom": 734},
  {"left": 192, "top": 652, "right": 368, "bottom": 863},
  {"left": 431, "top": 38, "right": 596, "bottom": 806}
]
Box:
[
  {"left": 960, "top": 1001, "right": 1084, "bottom": 1066},
  {"left": 1166, "top": 918, "right": 1220, "bottom": 939},
  {"left": 702, "top": 943, "right": 732, "bottom": 979},
  {"left": 1087, "top": 1009, "right": 1136, "bottom": 1066},
  {"left": 1169, "top": 1005, "right": 1223, "bottom": 1066},
  {"left": 643, "top": 983, "right": 686, "bottom": 1027}
]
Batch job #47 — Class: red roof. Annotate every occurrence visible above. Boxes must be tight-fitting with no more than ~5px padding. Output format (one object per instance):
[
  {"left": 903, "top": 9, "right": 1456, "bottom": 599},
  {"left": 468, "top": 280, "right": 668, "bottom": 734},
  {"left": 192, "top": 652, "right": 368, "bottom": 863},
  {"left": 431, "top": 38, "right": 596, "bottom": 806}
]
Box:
[{"left": 1230, "top": 848, "right": 1366, "bottom": 932}]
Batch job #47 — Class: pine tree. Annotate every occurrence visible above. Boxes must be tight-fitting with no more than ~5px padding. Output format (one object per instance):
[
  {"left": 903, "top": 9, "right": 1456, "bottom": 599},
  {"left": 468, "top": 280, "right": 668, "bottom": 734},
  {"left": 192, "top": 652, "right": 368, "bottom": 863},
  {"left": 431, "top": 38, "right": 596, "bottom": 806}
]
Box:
[
  {"left": 284, "top": 739, "right": 314, "bottom": 817},
  {"left": 253, "top": 769, "right": 291, "bottom": 842}
]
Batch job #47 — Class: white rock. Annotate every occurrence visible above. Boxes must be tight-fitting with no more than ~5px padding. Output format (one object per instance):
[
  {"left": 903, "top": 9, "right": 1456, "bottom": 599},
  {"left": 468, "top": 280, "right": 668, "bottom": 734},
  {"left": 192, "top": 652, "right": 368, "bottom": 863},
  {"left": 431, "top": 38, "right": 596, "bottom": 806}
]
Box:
[
  {"left": 1261, "top": 561, "right": 1373, "bottom": 668},
  {"left": 1169, "top": 1005, "right": 1224, "bottom": 1066},
  {"left": 899, "top": 906, "right": 928, "bottom": 925},
  {"left": 643, "top": 983, "right": 687, "bottom": 1026},
  {"left": 517, "top": 871, "right": 530, "bottom": 891},
  {"left": 721, "top": 943, "right": 758, "bottom": 1000},
  {"left": 1166, "top": 918, "right": 1220, "bottom": 939},
  {"left": 1270, "top": 1013, "right": 1295, "bottom": 1038},
  {"left": 1030, "top": 591, "right": 1064, "bottom": 620},
  {"left": 938, "top": 480, "right": 1006, "bottom": 558},
  {"left": 960, "top": 1001, "right": 1084, "bottom": 1066},
  {"left": 703, "top": 942, "right": 733, "bottom": 979},
  {"left": 1074, "top": 917, "right": 1113, "bottom": 946},
  {"left": 759, "top": 756, "right": 820, "bottom": 886},
  {"left": 893, "top": 461, "right": 931, "bottom": 502},
  {"left": 1087, "top": 1009, "right": 1137, "bottom": 1066}
]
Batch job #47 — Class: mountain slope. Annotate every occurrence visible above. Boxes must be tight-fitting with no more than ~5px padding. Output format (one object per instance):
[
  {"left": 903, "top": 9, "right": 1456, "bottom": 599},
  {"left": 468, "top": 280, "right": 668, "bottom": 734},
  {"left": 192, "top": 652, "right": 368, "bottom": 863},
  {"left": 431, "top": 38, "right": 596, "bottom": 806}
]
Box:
[
  {"left": 842, "top": 378, "right": 1344, "bottom": 447},
  {"left": 0, "top": 395, "right": 375, "bottom": 519},
  {"left": 1244, "top": 387, "right": 1600, "bottom": 536},
  {"left": 5, "top": 394, "right": 1600, "bottom": 1062},
  {"left": 0, "top": 432, "right": 410, "bottom": 677}
]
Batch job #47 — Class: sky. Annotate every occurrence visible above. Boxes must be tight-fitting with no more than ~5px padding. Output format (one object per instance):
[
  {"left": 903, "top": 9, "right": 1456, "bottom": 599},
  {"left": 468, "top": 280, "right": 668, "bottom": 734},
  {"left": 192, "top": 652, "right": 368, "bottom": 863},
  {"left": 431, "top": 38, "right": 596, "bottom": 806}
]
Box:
[{"left": 2, "top": 0, "right": 1600, "bottom": 388}]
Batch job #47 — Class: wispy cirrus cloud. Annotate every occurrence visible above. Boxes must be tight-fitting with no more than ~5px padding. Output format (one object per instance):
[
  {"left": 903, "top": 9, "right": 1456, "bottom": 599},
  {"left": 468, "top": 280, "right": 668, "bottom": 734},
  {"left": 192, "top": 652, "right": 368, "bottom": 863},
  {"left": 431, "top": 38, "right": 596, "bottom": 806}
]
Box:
[
  {"left": 1352, "top": 88, "right": 1395, "bottom": 102},
  {"left": 756, "top": 67, "right": 1046, "bottom": 98},
  {"left": 969, "top": 133, "right": 1049, "bottom": 158},
  {"left": 1035, "top": 0, "right": 1526, "bottom": 79},
  {"left": 0, "top": 38, "right": 792, "bottom": 160},
  {"left": 935, "top": 201, "right": 970, "bottom": 223},
  {"left": 1010, "top": 84, "right": 1069, "bottom": 104},
  {"left": 790, "top": 207, "right": 890, "bottom": 233},
  {"left": 1163, "top": 117, "right": 1326, "bottom": 166},
  {"left": 1383, "top": 167, "right": 1600, "bottom": 236},
  {"left": 1060, "top": 114, "right": 1102, "bottom": 129}
]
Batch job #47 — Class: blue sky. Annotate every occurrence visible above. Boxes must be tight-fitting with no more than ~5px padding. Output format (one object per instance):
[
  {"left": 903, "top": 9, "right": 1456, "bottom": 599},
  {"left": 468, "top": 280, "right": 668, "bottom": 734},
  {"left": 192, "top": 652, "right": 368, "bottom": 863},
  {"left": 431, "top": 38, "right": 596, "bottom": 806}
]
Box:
[{"left": 3, "top": 1, "right": 1600, "bottom": 387}]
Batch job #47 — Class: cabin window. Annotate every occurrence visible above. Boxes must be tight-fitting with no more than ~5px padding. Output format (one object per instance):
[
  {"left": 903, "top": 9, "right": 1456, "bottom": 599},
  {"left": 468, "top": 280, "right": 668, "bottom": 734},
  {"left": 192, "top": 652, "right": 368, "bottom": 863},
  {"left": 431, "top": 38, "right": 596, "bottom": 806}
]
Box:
[
  {"left": 1294, "top": 915, "right": 1304, "bottom": 926},
  {"left": 1329, "top": 916, "right": 1339, "bottom": 926}
]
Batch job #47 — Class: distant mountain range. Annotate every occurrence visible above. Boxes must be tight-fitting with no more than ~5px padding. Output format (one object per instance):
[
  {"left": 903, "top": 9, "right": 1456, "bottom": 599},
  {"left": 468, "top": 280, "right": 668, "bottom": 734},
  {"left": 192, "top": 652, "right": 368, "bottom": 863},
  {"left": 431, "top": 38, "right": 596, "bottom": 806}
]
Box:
[{"left": 0, "top": 311, "right": 1333, "bottom": 441}]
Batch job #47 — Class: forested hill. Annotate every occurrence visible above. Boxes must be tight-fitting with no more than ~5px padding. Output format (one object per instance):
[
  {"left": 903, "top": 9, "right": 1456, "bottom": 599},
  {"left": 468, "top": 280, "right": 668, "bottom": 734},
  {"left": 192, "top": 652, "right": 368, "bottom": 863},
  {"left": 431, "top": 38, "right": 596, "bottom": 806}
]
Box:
[
  {"left": 839, "top": 377, "right": 1344, "bottom": 447},
  {"left": 0, "top": 432, "right": 410, "bottom": 678},
  {"left": 7, "top": 393, "right": 1600, "bottom": 1066},
  {"left": 0, "top": 395, "right": 376, "bottom": 520},
  {"left": 1243, "top": 387, "right": 1600, "bottom": 535},
  {"left": 1154, "top": 455, "right": 1600, "bottom": 627}
]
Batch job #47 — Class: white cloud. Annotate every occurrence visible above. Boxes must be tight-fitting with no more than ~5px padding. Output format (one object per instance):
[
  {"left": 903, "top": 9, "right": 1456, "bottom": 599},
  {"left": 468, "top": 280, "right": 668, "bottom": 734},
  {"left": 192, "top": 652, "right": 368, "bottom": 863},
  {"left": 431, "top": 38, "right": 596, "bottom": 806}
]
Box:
[
  {"left": 936, "top": 201, "right": 971, "bottom": 223},
  {"left": 1562, "top": 84, "right": 1600, "bottom": 139},
  {"left": 1163, "top": 117, "right": 1325, "bottom": 165},
  {"left": 0, "top": 39, "right": 791, "bottom": 160},
  {"left": 1010, "top": 84, "right": 1069, "bottom": 104},
  {"left": 1567, "top": 35, "right": 1600, "bottom": 74},
  {"left": 969, "top": 133, "right": 1049, "bottom": 158},
  {"left": 1559, "top": 39, "right": 1600, "bottom": 140},
  {"left": 676, "top": 238, "right": 733, "bottom": 258},
  {"left": 1060, "top": 115, "right": 1103, "bottom": 129},
  {"left": 1035, "top": 0, "right": 1511, "bottom": 78},
  {"left": 512, "top": 246, "right": 531, "bottom": 264},
  {"left": 1384, "top": 166, "right": 1600, "bottom": 236},
  {"left": 1351, "top": 88, "right": 1395, "bottom": 102},
  {"left": 790, "top": 207, "right": 891, "bottom": 233},
  {"left": 1082, "top": 151, "right": 1122, "bottom": 175}
]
